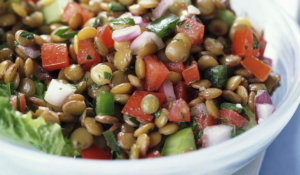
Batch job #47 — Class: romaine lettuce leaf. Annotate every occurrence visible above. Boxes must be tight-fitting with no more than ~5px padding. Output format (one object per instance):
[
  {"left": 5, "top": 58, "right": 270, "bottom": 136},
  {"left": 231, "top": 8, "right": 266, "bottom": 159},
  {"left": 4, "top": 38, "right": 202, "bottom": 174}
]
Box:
[{"left": 0, "top": 96, "right": 80, "bottom": 156}]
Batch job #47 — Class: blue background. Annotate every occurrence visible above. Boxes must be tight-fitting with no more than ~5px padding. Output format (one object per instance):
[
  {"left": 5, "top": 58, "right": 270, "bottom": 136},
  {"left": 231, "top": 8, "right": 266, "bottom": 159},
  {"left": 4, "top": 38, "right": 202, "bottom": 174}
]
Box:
[{"left": 260, "top": 104, "right": 300, "bottom": 174}]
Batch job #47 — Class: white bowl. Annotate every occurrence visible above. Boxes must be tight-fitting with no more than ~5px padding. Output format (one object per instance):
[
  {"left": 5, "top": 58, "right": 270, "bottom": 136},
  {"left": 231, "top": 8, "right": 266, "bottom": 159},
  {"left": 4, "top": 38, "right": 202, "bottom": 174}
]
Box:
[{"left": 1, "top": 0, "right": 300, "bottom": 174}]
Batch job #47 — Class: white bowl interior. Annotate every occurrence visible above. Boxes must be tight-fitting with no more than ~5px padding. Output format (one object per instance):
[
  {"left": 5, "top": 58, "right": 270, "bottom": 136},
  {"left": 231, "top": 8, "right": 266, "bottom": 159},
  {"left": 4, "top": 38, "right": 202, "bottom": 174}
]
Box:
[{"left": 1, "top": 0, "right": 300, "bottom": 175}]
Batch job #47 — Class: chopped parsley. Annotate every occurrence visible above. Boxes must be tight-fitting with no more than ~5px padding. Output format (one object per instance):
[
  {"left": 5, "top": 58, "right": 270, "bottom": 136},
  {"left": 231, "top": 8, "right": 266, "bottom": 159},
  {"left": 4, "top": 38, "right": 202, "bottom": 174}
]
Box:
[
  {"left": 83, "top": 77, "right": 88, "bottom": 82},
  {"left": 85, "top": 54, "right": 92, "bottom": 60},
  {"left": 59, "top": 87, "right": 62, "bottom": 90},
  {"left": 92, "top": 16, "right": 100, "bottom": 28},
  {"left": 121, "top": 66, "right": 134, "bottom": 74},
  {"left": 184, "top": 25, "right": 191, "bottom": 29},
  {"left": 20, "top": 31, "right": 34, "bottom": 40},
  {"left": 14, "top": 40, "right": 19, "bottom": 47},
  {"left": 109, "top": 1, "right": 127, "bottom": 12},
  {"left": 252, "top": 34, "right": 259, "bottom": 49},
  {"left": 54, "top": 28, "right": 77, "bottom": 39},
  {"left": 71, "top": 84, "right": 79, "bottom": 88},
  {"left": 177, "top": 20, "right": 186, "bottom": 27},
  {"left": 91, "top": 84, "right": 102, "bottom": 90},
  {"left": 244, "top": 45, "right": 248, "bottom": 49},
  {"left": 154, "top": 109, "right": 161, "bottom": 118},
  {"left": 109, "top": 18, "right": 135, "bottom": 26},
  {"left": 128, "top": 115, "right": 140, "bottom": 126},
  {"left": 181, "top": 112, "right": 185, "bottom": 118},
  {"left": 175, "top": 39, "right": 183, "bottom": 42},
  {"left": 103, "top": 71, "right": 112, "bottom": 80},
  {"left": 0, "top": 43, "right": 8, "bottom": 50}
]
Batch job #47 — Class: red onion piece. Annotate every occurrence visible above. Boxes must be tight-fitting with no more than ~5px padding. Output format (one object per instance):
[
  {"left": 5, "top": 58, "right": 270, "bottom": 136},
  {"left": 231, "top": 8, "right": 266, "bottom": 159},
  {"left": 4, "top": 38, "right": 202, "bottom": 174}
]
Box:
[
  {"left": 119, "top": 12, "right": 150, "bottom": 27},
  {"left": 262, "top": 57, "right": 273, "bottom": 67},
  {"left": 112, "top": 25, "right": 141, "bottom": 42},
  {"left": 17, "top": 45, "right": 41, "bottom": 58},
  {"left": 130, "top": 31, "right": 165, "bottom": 55},
  {"left": 202, "top": 125, "right": 233, "bottom": 147},
  {"left": 33, "top": 61, "right": 53, "bottom": 80},
  {"left": 152, "top": 0, "right": 174, "bottom": 20},
  {"left": 44, "top": 79, "right": 76, "bottom": 107},
  {"left": 256, "top": 103, "right": 276, "bottom": 124},
  {"left": 158, "top": 80, "right": 176, "bottom": 104},
  {"left": 255, "top": 90, "right": 272, "bottom": 104},
  {"left": 190, "top": 103, "right": 208, "bottom": 117}
]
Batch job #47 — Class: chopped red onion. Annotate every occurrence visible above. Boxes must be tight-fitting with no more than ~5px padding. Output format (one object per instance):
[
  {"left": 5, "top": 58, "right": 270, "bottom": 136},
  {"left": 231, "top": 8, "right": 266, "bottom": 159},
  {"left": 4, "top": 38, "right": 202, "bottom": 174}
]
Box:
[
  {"left": 130, "top": 31, "right": 165, "bottom": 55},
  {"left": 190, "top": 103, "right": 208, "bottom": 117},
  {"left": 255, "top": 90, "right": 272, "bottom": 104},
  {"left": 17, "top": 45, "right": 41, "bottom": 59},
  {"left": 202, "top": 125, "right": 233, "bottom": 147},
  {"left": 33, "top": 61, "right": 52, "bottom": 80},
  {"left": 256, "top": 103, "right": 276, "bottom": 124},
  {"left": 152, "top": 0, "right": 174, "bottom": 20},
  {"left": 158, "top": 80, "right": 176, "bottom": 104},
  {"left": 112, "top": 25, "right": 141, "bottom": 42}
]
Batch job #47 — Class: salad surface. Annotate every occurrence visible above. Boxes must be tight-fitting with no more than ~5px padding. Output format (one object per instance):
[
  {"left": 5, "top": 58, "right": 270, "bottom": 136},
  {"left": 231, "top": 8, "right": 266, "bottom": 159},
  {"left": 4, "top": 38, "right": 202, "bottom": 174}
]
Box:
[{"left": 0, "top": 0, "right": 280, "bottom": 159}]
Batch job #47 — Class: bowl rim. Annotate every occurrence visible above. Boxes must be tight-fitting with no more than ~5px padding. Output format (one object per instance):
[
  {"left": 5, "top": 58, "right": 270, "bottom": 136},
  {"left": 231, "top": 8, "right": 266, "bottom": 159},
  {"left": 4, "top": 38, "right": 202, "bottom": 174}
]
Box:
[{"left": 1, "top": 0, "right": 300, "bottom": 173}]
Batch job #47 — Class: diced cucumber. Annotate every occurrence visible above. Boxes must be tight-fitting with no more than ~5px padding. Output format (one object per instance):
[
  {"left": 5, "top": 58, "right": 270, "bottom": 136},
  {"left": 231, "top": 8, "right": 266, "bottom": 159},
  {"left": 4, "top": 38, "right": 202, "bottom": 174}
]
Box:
[
  {"left": 220, "top": 102, "right": 243, "bottom": 113},
  {"left": 162, "top": 127, "right": 196, "bottom": 156},
  {"left": 204, "top": 65, "right": 228, "bottom": 88},
  {"left": 42, "top": 0, "right": 71, "bottom": 24}
]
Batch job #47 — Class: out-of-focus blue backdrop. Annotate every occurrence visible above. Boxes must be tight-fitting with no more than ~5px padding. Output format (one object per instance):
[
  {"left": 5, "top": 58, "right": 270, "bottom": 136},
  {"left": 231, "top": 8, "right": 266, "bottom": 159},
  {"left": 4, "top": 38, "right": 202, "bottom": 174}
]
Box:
[{"left": 259, "top": 1, "right": 300, "bottom": 174}]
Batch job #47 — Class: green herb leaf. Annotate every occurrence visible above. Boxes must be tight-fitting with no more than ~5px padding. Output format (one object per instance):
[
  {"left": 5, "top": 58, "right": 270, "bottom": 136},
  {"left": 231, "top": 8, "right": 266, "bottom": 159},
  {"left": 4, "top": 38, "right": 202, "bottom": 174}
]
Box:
[
  {"left": 0, "top": 43, "right": 8, "bottom": 50},
  {"left": 109, "top": 1, "right": 127, "bottom": 12},
  {"left": 109, "top": 18, "right": 135, "bottom": 25},
  {"left": 103, "top": 130, "right": 121, "bottom": 152},
  {"left": 154, "top": 109, "right": 161, "bottom": 118},
  {"left": 85, "top": 54, "right": 92, "bottom": 60},
  {"left": 177, "top": 20, "right": 186, "bottom": 27},
  {"left": 71, "top": 84, "right": 79, "bottom": 88},
  {"left": 14, "top": 40, "right": 19, "bottom": 47},
  {"left": 252, "top": 34, "right": 259, "bottom": 50},
  {"left": 83, "top": 77, "right": 88, "bottom": 82},
  {"left": 128, "top": 115, "right": 140, "bottom": 126},
  {"left": 121, "top": 66, "right": 134, "bottom": 74},
  {"left": 181, "top": 112, "right": 185, "bottom": 118},
  {"left": 244, "top": 45, "right": 248, "bottom": 49},
  {"left": 54, "top": 28, "right": 77, "bottom": 39},
  {"left": 92, "top": 16, "right": 100, "bottom": 28},
  {"left": 103, "top": 71, "right": 112, "bottom": 80},
  {"left": 32, "top": 77, "right": 46, "bottom": 100},
  {"left": 175, "top": 39, "right": 183, "bottom": 42},
  {"left": 20, "top": 31, "right": 34, "bottom": 40},
  {"left": 184, "top": 25, "right": 191, "bottom": 29},
  {"left": 0, "top": 83, "right": 13, "bottom": 97},
  {"left": 178, "top": 121, "right": 189, "bottom": 129}
]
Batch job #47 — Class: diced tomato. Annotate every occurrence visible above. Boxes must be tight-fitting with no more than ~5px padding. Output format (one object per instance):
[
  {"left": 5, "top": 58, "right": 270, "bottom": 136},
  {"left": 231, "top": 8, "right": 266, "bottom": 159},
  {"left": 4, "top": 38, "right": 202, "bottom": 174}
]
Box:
[
  {"left": 219, "top": 109, "right": 249, "bottom": 129},
  {"left": 241, "top": 55, "right": 271, "bottom": 82},
  {"left": 10, "top": 93, "right": 26, "bottom": 113},
  {"left": 165, "top": 62, "right": 185, "bottom": 74},
  {"left": 231, "top": 27, "right": 259, "bottom": 57},
  {"left": 182, "top": 61, "right": 200, "bottom": 85},
  {"left": 193, "top": 114, "right": 217, "bottom": 145},
  {"left": 169, "top": 99, "right": 190, "bottom": 122},
  {"left": 176, "top": 18, "right": 205, "bottom": 46},
  {"left": 174, "top": 81, "right": 188, "bottom": 102},
  {"left": 81, "top": 145, "right": 111, "bottom": 160},
  {"left": 144, "top": 150, "right": 162, "bottom": 158},
  {"left": 61, "top": 2, "right": 94, "bottom": 27},
  {"left": 41, "top": 43, "right": 70, "bottom": 71},
  {"left": 97, "top": 25, "right": 114, "bottom": 49},
  {"left": 258, "top": 36, "right": 267, "bottom": 58},
  {"left": 144, "top": 55, "right": 169, "bottom": 91},
  {"left": 122, "top": 91, "right": 166, "bottom": 122},
  {"left": 77, "top": 39, "right": 101, "bottom": 69}
]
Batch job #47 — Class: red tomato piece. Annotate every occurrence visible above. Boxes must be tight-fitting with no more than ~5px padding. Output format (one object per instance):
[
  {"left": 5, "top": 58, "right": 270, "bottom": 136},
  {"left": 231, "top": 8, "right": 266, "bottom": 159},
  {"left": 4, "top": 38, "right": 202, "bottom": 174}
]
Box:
[
  {"left": 10, "top": 93, "right": 26, "bottom": 113},
  {"left": 144, "top": 150, "right": 162, "bottom": 158},
  {"left": 122, "top": 91, "right": 166, "bottom": 122},
  {"left": 169, "top": 99, "right": 190, "bottom": 122},
  {"left": 241, "top": 55, "right": 271, "bottom": 82},
  {"left": 41, "top": 43, "right": 70, "bottom": 71},
  {"left": 219, "top": 109, "right": 249, "bottom": 129},
  {"left": 61, "top": 2, "right": 94, "bottom": 26},
  {"left": 97, "top": 25, "right": 114, "bottom": 49},
  {"left": 77, "top": 39, "right": 101, "bottom": 69},
  {"left": 165, "top": 62, "right": 185, "bottom": 74},
  {"left": 176, "top": 18, "right": 205, "bottom": 46},
  {"left": 182, "top": 61, "right": 200, "bottom": 85},
  {"left": 81, "top": 145, "right": 111, "bottom": 160},
  {"left": 258, "top": 36, "right": 267, "bottom": 58},
  {"left": 174, "top": 81, "right": 188, "bottom": 102},
  {"left": 231, "top": 28, "right": 259, "bottom": 57},
  {"left": 144, "top": 55, "right": 169, "bottom": 91}
]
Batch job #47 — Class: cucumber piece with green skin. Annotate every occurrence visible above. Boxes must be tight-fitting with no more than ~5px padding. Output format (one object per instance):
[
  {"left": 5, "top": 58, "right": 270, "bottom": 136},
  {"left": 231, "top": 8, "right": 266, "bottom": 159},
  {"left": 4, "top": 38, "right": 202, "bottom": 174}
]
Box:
[
  {"left": 42, "top": 0, "right": 71, "bottom": 24},
  {"left": 162, "top": 127, "right": 196, "bottom": 156},
  {"left": 220, "top": 102, "right": 243, "bottom": 113}
]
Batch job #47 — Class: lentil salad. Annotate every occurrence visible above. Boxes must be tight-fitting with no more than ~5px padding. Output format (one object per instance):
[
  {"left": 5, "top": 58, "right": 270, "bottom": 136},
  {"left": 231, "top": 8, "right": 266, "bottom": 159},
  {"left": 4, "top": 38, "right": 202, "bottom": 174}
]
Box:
[{"left": 0, "top": 0, "right": 280, "bottom": 159}]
